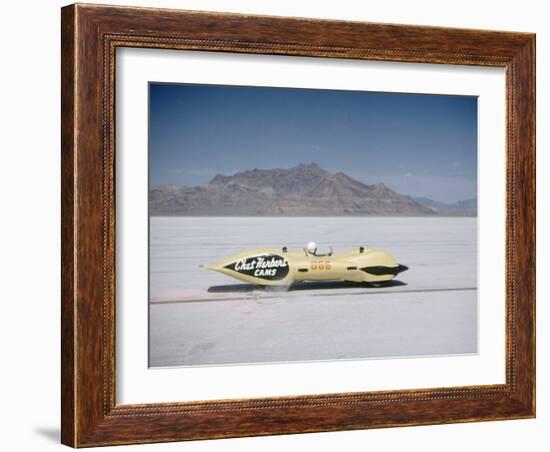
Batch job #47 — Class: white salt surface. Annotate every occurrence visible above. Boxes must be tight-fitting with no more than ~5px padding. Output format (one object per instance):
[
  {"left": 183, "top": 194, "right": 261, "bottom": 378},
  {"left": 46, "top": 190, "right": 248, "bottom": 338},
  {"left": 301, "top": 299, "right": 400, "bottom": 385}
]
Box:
[{"left": 149, "top": 217, "right": 477, "bottom": 366}]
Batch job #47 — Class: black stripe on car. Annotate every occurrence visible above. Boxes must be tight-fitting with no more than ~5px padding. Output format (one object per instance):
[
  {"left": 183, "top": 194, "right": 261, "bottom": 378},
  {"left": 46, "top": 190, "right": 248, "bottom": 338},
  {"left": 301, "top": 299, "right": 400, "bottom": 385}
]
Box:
[{"left": 361, "top": 264, "right": 409, "bottom": 276}]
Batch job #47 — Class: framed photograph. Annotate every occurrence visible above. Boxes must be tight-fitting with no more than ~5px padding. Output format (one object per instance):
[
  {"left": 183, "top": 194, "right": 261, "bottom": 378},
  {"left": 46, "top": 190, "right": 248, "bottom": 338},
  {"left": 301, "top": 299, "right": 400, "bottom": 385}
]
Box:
[{"left": 61, "top": 3, "right": 535, "bottom": 447}]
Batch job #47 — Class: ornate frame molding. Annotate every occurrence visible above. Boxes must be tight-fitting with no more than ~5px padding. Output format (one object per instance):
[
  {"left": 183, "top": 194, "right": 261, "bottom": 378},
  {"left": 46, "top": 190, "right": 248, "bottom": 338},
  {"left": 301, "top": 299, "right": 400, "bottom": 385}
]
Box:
[{"left": 61, "top": 4, "right": 535, "bottom": 447}]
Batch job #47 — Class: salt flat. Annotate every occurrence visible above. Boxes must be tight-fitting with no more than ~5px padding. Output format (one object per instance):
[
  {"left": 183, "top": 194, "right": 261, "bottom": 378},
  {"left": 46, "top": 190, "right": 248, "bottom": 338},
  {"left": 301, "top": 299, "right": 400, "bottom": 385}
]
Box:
[{"left": 149, "top": 217, "right": 477, "bottom": 367}]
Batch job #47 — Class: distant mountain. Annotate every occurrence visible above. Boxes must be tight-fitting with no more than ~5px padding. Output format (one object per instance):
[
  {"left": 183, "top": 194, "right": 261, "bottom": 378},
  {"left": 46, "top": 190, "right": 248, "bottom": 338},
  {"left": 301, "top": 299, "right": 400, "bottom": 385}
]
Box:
[
  {"left": 413, "top": 197, "right": 477, "bottom": 217},
  {"left": 150, "top": 163, "right": 437, "bottom": 216}
]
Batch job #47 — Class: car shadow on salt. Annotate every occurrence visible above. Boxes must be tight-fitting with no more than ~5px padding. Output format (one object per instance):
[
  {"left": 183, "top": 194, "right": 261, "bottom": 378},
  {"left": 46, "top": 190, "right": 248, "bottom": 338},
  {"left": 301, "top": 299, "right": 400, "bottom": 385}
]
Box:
[{"left": 207, "top": 280, "right": 407, "bottom": 293}]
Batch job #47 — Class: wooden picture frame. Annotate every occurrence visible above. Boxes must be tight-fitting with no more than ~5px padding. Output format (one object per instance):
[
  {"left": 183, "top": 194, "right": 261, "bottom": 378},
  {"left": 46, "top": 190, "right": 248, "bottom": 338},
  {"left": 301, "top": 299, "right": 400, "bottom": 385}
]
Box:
[{"left": 61, "top": 3, "right": 535, "bottom": 447}]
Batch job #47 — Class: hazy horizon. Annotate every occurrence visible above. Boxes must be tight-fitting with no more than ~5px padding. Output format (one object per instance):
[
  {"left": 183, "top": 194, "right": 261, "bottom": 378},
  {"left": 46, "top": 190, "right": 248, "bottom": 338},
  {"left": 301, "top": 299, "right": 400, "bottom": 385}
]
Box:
[{"left": 149, "top": 83, "right": 477, "bottom": 204}]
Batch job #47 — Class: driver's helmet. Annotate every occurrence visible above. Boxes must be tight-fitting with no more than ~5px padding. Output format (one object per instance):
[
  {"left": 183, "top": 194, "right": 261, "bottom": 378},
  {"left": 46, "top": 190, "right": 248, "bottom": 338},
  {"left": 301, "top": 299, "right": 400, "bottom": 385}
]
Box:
[{"left": 306, "top": 241, "right": 317, "bottom": 255}]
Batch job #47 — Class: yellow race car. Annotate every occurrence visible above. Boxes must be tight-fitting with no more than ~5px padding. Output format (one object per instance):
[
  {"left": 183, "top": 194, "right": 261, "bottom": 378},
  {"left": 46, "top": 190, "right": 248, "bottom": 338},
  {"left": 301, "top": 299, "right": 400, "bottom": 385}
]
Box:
[{"left": 202, "top": 242, "right": 408, "bottom": 287}]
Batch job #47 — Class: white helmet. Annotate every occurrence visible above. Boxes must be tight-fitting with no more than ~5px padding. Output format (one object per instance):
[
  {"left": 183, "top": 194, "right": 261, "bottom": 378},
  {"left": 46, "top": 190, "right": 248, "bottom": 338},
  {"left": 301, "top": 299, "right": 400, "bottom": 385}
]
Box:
[{"left": 306, "top": 241, "right": 317, "bottom": 255}]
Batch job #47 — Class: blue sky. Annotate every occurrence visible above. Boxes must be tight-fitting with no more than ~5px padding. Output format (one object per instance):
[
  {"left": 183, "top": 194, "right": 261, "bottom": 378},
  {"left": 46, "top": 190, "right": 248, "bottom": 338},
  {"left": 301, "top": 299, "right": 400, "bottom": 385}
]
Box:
[{"left": 149, "top": 83, "right": 477, "bottom": 203}]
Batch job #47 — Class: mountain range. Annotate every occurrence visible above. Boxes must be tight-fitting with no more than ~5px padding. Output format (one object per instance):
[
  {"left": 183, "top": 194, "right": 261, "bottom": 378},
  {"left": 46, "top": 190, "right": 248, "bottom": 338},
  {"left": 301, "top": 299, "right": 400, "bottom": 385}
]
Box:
[
  {"left": 149, "top": 163, "right": 476, "bottom": 216},
  {"left": 412, "top": 197, "right": 477, "bottom": 217}
]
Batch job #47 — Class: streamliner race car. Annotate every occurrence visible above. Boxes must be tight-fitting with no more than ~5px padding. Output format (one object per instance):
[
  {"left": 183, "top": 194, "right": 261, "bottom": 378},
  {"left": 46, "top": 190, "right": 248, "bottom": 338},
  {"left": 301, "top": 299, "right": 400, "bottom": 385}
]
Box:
[{"left": 202, "top": 242, "right": 408, "bottom": 287}]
